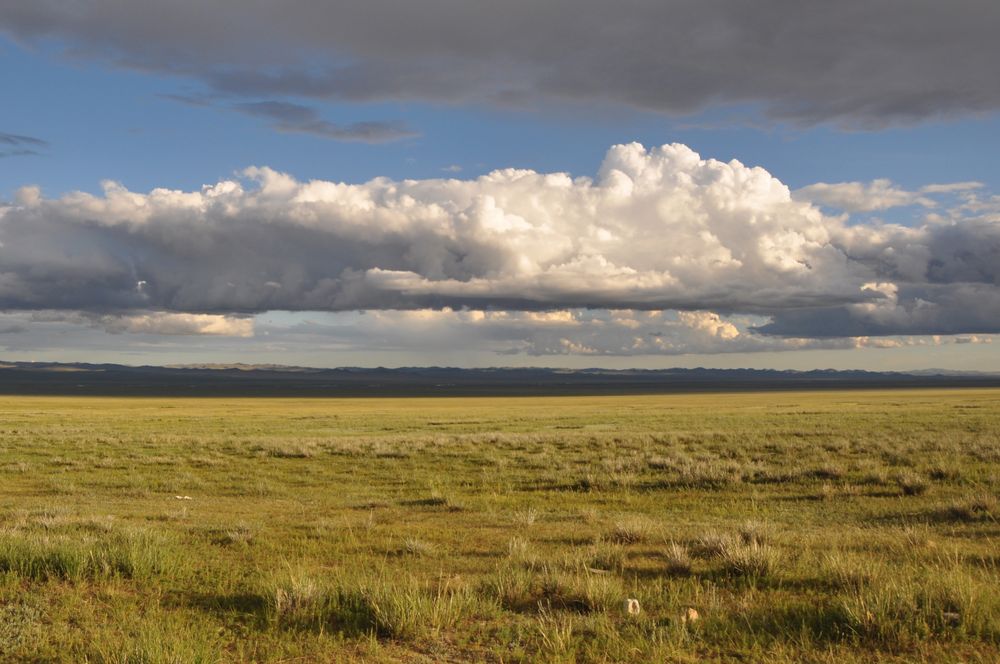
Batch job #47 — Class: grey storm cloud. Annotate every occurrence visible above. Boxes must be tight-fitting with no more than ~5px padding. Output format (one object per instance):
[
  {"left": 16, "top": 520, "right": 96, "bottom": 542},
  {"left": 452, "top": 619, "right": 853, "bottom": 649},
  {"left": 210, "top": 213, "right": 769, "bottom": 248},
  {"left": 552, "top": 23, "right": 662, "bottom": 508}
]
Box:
[
  {"left": 161, "top": 95, "right": 418, "bottom": 143},
  {"left": 1, "top": 143, "right": 998, "bottom": 339},
  {"left": 2, "top": 1, "right": 1000, "bottom": 126},
  {"left": 231, "top": 101, "right": 418, "bottom": 143}
]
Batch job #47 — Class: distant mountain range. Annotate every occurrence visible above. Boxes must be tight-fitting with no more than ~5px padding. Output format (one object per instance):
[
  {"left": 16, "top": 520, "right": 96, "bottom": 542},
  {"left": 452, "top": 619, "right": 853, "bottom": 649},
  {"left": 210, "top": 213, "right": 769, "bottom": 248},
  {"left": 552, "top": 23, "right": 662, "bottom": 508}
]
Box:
[{"left": 0, "top": 361, "right": 998, "bottom": 396}]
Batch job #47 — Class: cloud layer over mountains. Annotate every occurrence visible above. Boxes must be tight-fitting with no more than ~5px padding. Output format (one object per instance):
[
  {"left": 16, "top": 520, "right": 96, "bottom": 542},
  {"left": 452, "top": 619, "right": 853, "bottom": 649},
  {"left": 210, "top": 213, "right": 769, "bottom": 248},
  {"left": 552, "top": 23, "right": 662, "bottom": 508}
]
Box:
[
  {"left": 3, "top": 1, "right": 1000, "bottom": 126},
  {"left": 2, "top": 143, "right": 998, "bottom": 343}
]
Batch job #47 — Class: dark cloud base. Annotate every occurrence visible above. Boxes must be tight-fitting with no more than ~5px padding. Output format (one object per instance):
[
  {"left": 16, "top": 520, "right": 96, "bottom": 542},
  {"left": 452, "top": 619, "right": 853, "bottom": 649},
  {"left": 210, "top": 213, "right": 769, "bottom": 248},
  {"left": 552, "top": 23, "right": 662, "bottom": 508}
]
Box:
[{"left": 3, "top": 1, "right": 1000, "bottom": 126}]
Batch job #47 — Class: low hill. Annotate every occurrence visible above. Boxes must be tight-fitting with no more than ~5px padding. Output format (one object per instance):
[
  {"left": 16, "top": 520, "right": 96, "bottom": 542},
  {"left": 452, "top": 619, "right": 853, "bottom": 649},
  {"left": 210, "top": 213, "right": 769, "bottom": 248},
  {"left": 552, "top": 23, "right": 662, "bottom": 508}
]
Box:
[{"left": 0, "top": 361, "right": 998, "bottom": 396}]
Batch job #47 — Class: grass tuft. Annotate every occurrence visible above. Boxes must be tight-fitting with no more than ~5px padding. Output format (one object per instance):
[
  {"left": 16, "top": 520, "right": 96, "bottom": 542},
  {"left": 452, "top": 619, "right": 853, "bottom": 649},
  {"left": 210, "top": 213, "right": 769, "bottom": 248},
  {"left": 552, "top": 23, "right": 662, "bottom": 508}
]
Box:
[
  {"left": 662, "top": 541, "right": 693, "bottom": 575},
  {"left": 608, "top": 516, "right": 655, "bottom": 545},
  {"left": 0, "top": 528, "right": 178, "bottom": 581},
  {"left": 896, "top": 472, "right": 930, "bottom": 496},
  {"left": 946, "top": 492, "right": 998, "bottom": 521},
  {"left": 403, "top": 537, "right": 437, "bottom": 557},
  {"left": 719, "top": 540, "right": 781, "bottom": 578}
]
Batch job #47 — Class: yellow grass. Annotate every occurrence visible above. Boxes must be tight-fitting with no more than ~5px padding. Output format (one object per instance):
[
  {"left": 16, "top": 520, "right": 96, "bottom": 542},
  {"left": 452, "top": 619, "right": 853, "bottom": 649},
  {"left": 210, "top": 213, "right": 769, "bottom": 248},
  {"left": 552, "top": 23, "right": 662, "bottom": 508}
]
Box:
[{"left": 0, "top": 388, "right": 998, "bottom": 662}]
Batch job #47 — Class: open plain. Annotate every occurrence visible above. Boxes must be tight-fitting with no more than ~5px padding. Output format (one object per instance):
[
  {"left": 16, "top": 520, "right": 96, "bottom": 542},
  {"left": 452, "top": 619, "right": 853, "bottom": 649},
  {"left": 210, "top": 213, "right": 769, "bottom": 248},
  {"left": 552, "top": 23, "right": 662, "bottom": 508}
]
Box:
[{"left": 1, "top": 389, "right": 998, "bottom": 662}]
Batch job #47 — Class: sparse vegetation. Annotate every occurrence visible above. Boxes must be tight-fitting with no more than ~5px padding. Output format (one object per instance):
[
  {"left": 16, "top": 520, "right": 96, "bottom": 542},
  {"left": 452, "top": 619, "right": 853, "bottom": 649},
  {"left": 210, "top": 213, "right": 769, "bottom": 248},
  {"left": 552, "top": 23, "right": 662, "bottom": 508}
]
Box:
[
  {"left": 719, "top": 539, "right": 781, "bottom": 578},
  {"left": 946, "top": 491, "right": 999, "bottom": 521},
  {"left": 607, "top": 515, "right": 655, "bottom": 544},
  {"left": 402, "top": 537, "right": 437, "bottom": 557},
  {"left": 513, "top": 506, "right": 539, "bottom": 528},
  {"left": 586, "top": 539, "right": 625, "bottom": 573},
  {"left": 662, "top": 541, "right": 693, "bottom": 575},
  {"left": 896, "top": 471, "right": 930, "bottom": 496},
  {"left": 0, "top": 389, "right": 998, "bottom": 661}
]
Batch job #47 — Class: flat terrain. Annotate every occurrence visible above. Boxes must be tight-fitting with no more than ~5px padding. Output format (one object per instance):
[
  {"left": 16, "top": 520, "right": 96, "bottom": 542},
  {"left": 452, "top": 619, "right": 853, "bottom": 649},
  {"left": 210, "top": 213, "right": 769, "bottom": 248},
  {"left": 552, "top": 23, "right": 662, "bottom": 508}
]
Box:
[{"left": 1, "top": 390, "right": 998, "bottom": 662}]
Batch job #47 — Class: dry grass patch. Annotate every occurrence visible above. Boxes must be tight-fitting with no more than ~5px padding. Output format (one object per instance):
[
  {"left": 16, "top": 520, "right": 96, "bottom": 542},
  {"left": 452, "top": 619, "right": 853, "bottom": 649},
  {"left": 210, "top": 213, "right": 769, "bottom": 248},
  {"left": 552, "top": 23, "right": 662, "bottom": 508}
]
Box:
[
  {"left": 662, "top": 541, "right": 693, "bottom": 575},
  {"left": 608, "top": 515, "right": 656, "bottom": 545},
  {"left": 896, "top": 471, "right": 930, "bottom": 496}
]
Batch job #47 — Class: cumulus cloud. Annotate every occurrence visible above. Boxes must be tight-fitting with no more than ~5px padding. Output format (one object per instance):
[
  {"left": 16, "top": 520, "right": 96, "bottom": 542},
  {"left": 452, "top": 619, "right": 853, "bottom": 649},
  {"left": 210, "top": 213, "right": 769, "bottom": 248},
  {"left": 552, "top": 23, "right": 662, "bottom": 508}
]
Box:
[
  {"left": 97, "top": 312, "right": 254, "bottom": 336},
  {"left": 920, "top": 182, "right": 984, "bottom": 195},
  {"left": 0, "top": 306, "right": 994, "bottom": 360},
  {"left": 795, "top": 180, "right": 934, "bottom": 213},
  {"left": 26, "top": 311, "right": 254, "bottom": 337},
  {"left": 308, "top": 309, "right": 824, "bottom": 356},
  {"left": 795, "top": 179, "right": 983, "bottom": 213},
  {"left": 754, "top": 212, "right": 1000, "bottom": 337},
  {"left": 255, "top": 308, "right": 992, "bottom": 357},
  {"left": 0, "top": 142, "right": 998, "bottom": 340},
  {"left": 0, "top": 142, "right": 856, "bottom": 314},
  {"left": 954, "top": 335, "right": 992, "bottom": 345},
  {"left": 3, "top": 1, "right": 1000, "bottom": 126}
]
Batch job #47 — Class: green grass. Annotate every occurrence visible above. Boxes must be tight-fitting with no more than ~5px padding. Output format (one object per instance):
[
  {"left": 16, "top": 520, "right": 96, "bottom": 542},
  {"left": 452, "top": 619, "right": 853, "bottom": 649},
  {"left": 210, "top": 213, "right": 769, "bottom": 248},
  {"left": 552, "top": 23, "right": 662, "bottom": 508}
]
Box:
[{"left": 0, "top": 389, "right": 998, "bottom": 662}]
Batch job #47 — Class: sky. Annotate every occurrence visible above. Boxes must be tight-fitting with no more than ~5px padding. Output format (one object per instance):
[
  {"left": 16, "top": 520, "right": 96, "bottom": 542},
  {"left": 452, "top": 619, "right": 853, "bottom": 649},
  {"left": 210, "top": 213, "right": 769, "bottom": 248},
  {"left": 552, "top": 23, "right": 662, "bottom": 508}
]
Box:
[{"left": 1, "top": 1, "right": 999, "bottom": 371}]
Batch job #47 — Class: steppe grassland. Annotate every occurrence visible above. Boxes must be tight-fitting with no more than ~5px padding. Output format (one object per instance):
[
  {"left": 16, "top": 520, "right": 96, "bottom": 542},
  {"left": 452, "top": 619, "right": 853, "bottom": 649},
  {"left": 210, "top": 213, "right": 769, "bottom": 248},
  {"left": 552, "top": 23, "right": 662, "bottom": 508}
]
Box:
[{"left": 0, "top": 389, "right": 998, "bottom": 662}]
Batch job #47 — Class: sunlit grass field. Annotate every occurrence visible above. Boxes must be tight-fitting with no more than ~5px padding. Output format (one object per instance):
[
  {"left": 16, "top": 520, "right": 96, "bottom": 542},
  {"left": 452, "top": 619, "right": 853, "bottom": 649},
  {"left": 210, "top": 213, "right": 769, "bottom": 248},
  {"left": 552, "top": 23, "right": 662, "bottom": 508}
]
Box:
[{"left": 1, "top": 389, "right": 999, "bottom": 662}]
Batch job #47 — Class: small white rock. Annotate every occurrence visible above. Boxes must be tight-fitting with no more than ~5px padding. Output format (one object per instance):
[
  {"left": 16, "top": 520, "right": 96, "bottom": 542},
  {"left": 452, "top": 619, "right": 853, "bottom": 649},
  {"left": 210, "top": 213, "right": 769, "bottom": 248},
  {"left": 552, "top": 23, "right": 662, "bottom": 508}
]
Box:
[
  {"left": 681, "top": 607, "right": 700, "bottom": 624},
  {"left": 624, "top": 598, "right": 641, "bottom": 615}
]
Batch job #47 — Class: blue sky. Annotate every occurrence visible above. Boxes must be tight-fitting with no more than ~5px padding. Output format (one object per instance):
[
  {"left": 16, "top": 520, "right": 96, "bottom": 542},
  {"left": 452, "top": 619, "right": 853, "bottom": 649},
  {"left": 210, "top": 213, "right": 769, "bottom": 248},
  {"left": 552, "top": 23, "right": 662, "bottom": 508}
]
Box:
[
  {"left": 1, "top": 3, "right": 999, "bottom": 370},
  {"left": 6, "top": 36, "right": 1000, "bottom": 199}
]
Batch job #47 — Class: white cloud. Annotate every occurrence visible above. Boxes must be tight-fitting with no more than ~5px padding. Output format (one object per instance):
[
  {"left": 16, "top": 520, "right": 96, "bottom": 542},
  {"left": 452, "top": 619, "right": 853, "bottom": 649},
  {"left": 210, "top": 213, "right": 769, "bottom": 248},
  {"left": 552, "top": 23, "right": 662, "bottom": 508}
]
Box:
[
  {"left": 257, "top": 308, "right": 995, "bottom": 357},
  {"left": 0, "top": 143, "right": 856, "bottom": 313},
  {"left": 795, "top": 179, "right": 985, "bottom": 213},
  {"left": 1, "top": 143, "right": 998, "bottom": 340},
  {"left": 954, "top": 335, "right": 992, "bottom": 344},
  {"left": 259, "top": 308, "right": 850, "bottom": 356},
  {"left": 796, "top": 179, "right": 924, "bottom": 212},
  {"left": 100, "top": 312, "right": 254, "bottom": 337},
  {"left": 920, "top": 182, "right": 983, "bottom": 195},
  {"left": 25, "top": 311, "right": 253, "bottom": 337},
  {"left": 0, "top": 307, "right": 995, "bottom": 359}
]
